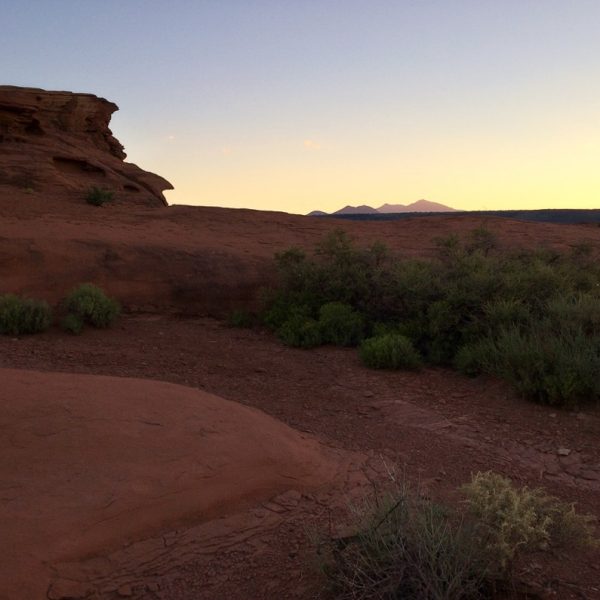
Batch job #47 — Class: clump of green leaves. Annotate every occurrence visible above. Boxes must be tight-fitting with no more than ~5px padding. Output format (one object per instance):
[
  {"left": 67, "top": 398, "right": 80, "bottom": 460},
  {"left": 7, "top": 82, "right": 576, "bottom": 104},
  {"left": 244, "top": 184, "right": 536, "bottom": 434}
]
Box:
[
  {"left": 63, "top": 283, "right": 120, "bottom": 330},
  {"left": 360, "top": 333, "right": 422, "bottom": 370},
  {"left": 85, "top": 186, "right": 114, "bottom": 206},
  {"left": 319, "top": 301, "right": 365, "bottom": 346},
  {"left": 277, "top": 308, "right": 322, "bottom": 349},
  {"left": 462, "top": 471, "right": 598, "bottom": 573},
  {"left": 0, "top": 294, "right": 52, "bottom": 335}
]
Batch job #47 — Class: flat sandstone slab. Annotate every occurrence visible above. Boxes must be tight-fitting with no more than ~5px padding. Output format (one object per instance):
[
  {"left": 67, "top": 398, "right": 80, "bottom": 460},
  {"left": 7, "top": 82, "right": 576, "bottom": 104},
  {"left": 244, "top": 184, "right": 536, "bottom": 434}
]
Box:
[{"left": 0, "top": 368, "right": 341, "bottom": 599}]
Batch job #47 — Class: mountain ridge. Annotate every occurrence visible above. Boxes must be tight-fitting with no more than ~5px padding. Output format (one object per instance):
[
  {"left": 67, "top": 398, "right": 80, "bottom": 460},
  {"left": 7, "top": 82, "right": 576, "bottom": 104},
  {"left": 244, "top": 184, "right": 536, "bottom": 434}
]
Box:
[{"left": 309, "top": 199, "right": 457, "bottom": 216}]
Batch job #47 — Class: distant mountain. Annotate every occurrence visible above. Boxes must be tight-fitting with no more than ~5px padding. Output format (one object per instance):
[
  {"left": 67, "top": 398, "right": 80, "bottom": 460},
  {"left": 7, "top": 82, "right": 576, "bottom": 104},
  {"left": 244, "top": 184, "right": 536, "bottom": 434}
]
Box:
[
  {"left": 333, "top": 204, "right": 379, "bottom": 215},
  {"left": 377, "top": 199, "right": 457, "bottom": 213},
  {"left": 309, "top": 199, "right": 457, "bottom": 216}
]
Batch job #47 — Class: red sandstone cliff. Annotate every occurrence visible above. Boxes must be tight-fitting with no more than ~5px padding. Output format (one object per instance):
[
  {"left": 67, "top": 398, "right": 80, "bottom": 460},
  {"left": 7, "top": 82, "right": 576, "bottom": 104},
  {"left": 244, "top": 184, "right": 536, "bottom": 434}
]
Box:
[{"left": 0, "top": 86, "right": 172, "bottom": 207}]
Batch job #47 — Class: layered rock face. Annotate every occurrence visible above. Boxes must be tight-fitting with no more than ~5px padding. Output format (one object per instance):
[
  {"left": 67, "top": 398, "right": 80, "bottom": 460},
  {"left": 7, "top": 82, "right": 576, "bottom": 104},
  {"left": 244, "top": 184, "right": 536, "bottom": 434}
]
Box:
[{"left": 0, "top": 85, "right": 172, "bottom": 207}]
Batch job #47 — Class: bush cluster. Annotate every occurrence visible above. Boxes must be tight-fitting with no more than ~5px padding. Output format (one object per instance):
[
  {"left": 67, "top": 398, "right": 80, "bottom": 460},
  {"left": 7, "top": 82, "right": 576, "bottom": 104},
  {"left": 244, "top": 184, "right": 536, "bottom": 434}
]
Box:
[
  {"left": 63, "top": 283, "right": 120, "bottom": 333},
  {"left": 0, "top": 294, "right": 52, "bottom": 335},
  {"left": 0, "top": 284, "right": 120, "bottom": 336},
  {"left": 317, "top": 471, "right": 597, "bottom": 600},
  {"left": 257, "top": 229, "right": 600, "bottom": 407}
]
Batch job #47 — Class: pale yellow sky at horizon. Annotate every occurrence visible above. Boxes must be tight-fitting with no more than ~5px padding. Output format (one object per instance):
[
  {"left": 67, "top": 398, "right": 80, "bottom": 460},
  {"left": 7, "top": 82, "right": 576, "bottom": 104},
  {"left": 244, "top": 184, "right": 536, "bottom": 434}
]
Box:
[{"left": 9, "top": 2, "right": 598, "bottom": 214}]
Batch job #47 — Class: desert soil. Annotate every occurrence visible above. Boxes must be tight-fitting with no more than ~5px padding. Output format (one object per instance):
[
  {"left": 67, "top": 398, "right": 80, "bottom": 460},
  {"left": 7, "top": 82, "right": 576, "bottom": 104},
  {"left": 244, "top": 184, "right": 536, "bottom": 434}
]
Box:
[{"left": 2, "top": 315, "right": 600, "bottom": 600}]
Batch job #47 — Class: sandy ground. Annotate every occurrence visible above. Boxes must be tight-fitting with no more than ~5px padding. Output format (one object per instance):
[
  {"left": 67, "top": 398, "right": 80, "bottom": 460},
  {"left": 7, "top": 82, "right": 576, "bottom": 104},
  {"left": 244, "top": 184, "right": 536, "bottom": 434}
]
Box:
[{"left": 1, "top": 199, "right": 600, "bottom": 599}]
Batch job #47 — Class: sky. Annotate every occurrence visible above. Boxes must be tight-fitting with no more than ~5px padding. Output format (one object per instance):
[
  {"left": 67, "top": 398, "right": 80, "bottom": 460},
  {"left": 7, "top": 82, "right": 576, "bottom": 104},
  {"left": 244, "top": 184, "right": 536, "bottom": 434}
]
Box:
[{"left": 2, "top": 1, "right": 600, "bottom": 213}]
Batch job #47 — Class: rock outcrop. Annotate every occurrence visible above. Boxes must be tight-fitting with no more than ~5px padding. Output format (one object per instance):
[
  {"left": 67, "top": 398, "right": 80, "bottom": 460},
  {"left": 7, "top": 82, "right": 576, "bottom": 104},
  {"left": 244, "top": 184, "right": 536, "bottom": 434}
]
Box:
[{"left": 0, "top": 85, "right": 172, "bottom": 207}]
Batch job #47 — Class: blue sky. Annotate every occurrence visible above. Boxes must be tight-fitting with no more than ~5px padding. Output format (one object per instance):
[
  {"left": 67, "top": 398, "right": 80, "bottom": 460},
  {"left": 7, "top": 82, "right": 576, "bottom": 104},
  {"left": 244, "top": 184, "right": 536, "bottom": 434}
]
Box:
[{"left": 3, "top": 1, "right": 600, "bottom": 212}]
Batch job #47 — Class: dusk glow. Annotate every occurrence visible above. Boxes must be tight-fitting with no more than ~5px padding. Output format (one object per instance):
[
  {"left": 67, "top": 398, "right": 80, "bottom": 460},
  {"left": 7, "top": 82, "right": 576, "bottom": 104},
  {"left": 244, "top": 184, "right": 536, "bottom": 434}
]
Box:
[{"left": 3, "top": 1, "right": 600, "bottom": 212}]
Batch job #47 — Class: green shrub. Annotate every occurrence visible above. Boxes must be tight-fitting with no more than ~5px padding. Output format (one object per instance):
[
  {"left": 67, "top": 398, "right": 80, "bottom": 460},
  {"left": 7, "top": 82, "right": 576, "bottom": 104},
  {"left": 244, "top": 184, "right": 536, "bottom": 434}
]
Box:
[
  {"left": 462, "top": 471, "right": 597, "bottom": 573},
  {"left": 0, "top": 294, "right": 52, "bottom": 335},
  {"left": 64, "top": 283, "right": 120, "bottom": 328},
  {"left": 318, "top": 302, "right": 364, "bottom": 346},
  {"left": 264, "top": 231, "right": 600, "bottom": 407},
  {"left": 470, "top": 326, "right": 600, "bottom": 408},
  {"left": 547, "top": 292, "right": 600, "bottom": 336},
  {"left": 85, "top": 186, "right": 114, "bottom": 206},
  {"left": 277, "top": 312, "right": 322, "bottom": 348},
  {"left": 61, "top": 313, "right": 84, "bottom": 335},
  {"left": 481, "top": 298, "right": 531, "bottom": 334},
  {"left": 360, "top": 334, "right": 422, "bottom": 370},
  {"left": 317, "top": 482, "right": 489, "bottom": 600}
]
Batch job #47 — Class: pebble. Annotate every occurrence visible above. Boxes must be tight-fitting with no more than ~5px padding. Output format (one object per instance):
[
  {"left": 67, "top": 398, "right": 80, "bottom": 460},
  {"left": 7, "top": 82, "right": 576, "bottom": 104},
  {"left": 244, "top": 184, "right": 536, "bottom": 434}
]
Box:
[{"left": 557, "top": 448, "right": 571, "bottom": 456}]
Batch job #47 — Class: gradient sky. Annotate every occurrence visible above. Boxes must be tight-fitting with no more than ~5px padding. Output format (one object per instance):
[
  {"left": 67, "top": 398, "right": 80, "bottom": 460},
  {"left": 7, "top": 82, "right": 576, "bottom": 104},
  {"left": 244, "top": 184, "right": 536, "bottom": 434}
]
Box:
[{"left": 3, "top": 1, "right": 600, "bottom": 213}]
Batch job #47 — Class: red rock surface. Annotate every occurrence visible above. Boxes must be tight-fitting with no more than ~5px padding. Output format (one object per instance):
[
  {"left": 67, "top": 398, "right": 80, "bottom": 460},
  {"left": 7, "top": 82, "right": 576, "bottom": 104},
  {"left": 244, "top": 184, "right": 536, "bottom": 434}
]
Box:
[
  {"left": 2, "top": 191, "right": 600, "bottom": 316},
  {"left": 0, "top": 86, "right": 172, "bottom": 207},
  {"left": 0, "top": 368, "right": 345, "bottom": 599}
]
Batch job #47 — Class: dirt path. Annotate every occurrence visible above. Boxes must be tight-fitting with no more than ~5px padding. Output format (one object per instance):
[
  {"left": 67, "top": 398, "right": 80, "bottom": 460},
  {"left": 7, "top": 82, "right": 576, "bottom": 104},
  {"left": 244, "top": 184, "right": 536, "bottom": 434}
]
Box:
[{"left": 1, "top": 317, "right": 599, "bottom": 599}]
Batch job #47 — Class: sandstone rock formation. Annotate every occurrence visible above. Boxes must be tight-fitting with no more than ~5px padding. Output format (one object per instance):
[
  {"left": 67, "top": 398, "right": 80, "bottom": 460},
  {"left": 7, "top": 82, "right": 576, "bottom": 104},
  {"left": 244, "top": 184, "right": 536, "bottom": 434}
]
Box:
[
  {"left": 0, "top": 85, "right": 172, "bottom": 207},
  {"left": 0, "top": 368, "right": 343, "bottom": 599}
]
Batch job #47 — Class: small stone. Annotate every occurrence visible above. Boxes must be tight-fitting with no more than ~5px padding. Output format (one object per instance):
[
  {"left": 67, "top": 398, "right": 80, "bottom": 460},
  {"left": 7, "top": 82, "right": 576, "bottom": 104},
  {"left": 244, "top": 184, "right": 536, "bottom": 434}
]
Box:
[
  {"left": 557, "top": 448, "right": 571, "bottom": 456},
  {"left": 549, "top": 413, "right": 557, "bottom": 418},
  {"left": 580, "top": 470, "right": 600, "bottom": 482},
  {"left": 47, "top": 581, "right": 90, "bottom": 599},
  {"left": 146, "top": 582, "right": 159, "bottom": 592}
]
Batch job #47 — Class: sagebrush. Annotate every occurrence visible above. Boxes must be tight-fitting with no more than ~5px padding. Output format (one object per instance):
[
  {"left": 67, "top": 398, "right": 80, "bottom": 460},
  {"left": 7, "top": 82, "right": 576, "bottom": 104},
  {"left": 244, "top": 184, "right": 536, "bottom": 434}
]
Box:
[
  {"left": 64, "top": 283, "right": 120, "bottom": 329},
  {"left": 257, "top": 229, "right": 600, "bottom": 407},
  {"left": 0, "top": 294, "right": 52, "bottom": 335}
]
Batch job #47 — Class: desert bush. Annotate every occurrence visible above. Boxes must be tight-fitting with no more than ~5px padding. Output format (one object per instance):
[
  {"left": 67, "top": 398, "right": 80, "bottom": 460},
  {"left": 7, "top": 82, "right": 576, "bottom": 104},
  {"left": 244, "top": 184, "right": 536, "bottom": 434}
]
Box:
[
  {"left": 318, "top": 302, "right": 364, "bottom": 346},
  {"left": 360, "top": 333, "right": 422, "bottom": 370},
  {"left": 61, "top": 313, "right": 84, "bottom": 335},
  {"left": 546, "top": 292, "right": 600, "bottom": 336},
  {"left": 462, "top": 471, "right": 597, "bottom": 573},
  {"left": 85, "top": 186, "right": 114, "bottom": 206},
  {"left": 466, "top": 226, "right": 498, "bottom": 255},
  {"left": 0, "top": 294, "right": 52, "bottom": 335},
  {"left": 463, "top": 325, "right": 600, "bottom": 407},
  {"left": 264, "top": 230, "right": 600, "bottom": 406},
  {"left": 64, "top": 283, "right": 120, "bottom": 328},
  {"left": 317, "top": 484, "right": 488, "bottom": 600},
  {"left": 317, "top": 472, "right": 596, "bottom": 600},
  {"left": 277, "top": 309, "right": 322, "bottom": 348},
  {"left": 481, "top": 299, "right": 531, "bottom": 334}
]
